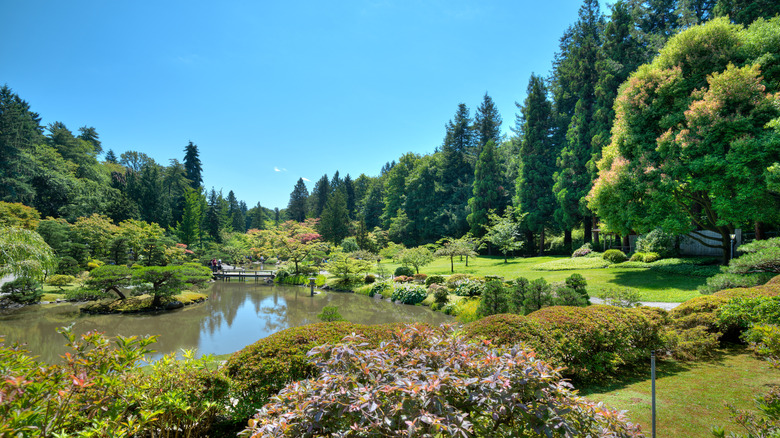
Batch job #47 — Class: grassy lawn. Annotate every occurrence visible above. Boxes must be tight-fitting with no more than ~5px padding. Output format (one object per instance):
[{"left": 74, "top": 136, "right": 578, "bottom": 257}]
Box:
[
  {"left": 580, "top": 346, "right": 779, "bottom": 437},
  {"left": 379, "top": 255, "right": 707, "bottom": 302}
]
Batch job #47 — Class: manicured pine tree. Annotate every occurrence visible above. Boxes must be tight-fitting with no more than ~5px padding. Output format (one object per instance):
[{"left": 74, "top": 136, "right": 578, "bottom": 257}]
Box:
[
  {"left": 515, "top": 74, "right": 558, "bottom": 255},
  {"left": 183, "top": 141, "right": 203, "bottom": 190},
  {"left": 287, "top": 178, "right": 309, "bottom": 222},
  {"left": 468, "top": 140, "right": 504, "bottom": 237}
]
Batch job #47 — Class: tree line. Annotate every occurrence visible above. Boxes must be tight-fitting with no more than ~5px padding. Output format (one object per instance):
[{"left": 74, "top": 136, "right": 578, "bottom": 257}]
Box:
[{"left": 285, "top": 0, "right": 780, "bottom": 262}]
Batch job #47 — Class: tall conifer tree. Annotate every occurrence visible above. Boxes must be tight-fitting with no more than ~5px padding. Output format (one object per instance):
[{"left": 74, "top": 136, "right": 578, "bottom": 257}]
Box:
[
  {"left": 468, "top": 140, "right": 505, "bottom": 237},
  {"left": 183, "top": 141, "right": 203, "bottom": 190},
  {"left": 287, "top": 178, "right": 309, "bottom": 222}
]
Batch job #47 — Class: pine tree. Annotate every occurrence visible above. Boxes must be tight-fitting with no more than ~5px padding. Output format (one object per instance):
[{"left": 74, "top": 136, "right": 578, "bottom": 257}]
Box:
[
  {"left": 437, "top": 103, "right": 476, "bottom": 237},
  {"left": 319, "top": 190, "right": 350, "bottom": 244},
  {"left": 473, "top": 93, "right": 503, "bottom": 151},
  {"left": 515, "top": 74, "right": 558, "bottom": 255},
  {"left": 227, "top": 190, "right": 245, "bottom": 233},
  {"left": 343, "top": 174, "right": 356, "bottom": 219},
  {"left": 287, "top": 178, "right": 309, "bottom": 222},
  {"left": 183, "top": 141, "right": 203, "bottom": 190},
  {"left": 77, "top": 126, "right": 102, "bottom": 155},
  {"left": 177, "top": 187, "right": 203, "bottom": 246},
  {"left": 104, "top": 149, "right": 118, "bottom": 163},
  {"left": 362, "top": 179, "right": 385, "bottom": 230},
  {"left": 247, "top": 202, "right": 266, "bottom": 230},
  {"left": 468, "top": 140, "right": 505, "bottom": 237},
  {"left": 553, "top": 0, "right": 603, "bottom": 245},
  {"left": 309, "top": 174, "right": 330, "bottom": 218}
]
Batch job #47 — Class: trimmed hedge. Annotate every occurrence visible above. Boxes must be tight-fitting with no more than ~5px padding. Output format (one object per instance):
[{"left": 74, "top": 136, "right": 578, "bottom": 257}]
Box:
[
  {"left": 460, "top": 305, "right": 664, "bottom": 382},
  {"left": 603, "top": 249, "right": 627, "bottom": 264},
  {"left": 225, "top": 322, "right": 412, "bottom": 420}
]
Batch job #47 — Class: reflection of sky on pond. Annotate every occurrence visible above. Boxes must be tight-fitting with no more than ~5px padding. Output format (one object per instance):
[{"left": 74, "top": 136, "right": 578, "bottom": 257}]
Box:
[{"left": 0, "top": 283, "right": 452, "bottom": 363}]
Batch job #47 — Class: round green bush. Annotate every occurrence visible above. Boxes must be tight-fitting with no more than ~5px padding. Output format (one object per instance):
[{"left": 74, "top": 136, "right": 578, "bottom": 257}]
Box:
[
  {"left": 643, "top": 252, "right": 660, "bottom": 263},
  {"left": 462, "top": 306, "right": 664, "bottom": 382},
  {"left": 369, "top": 281, "right": 392, "bottom": 297},
  {"left": 394, "top": 266, "right": 414, "bottom": 277},
  {"left": 363, "top": 274, "right": 376, "bottom": 284},
  {"left": 635, "top": 228, "right": 676, "bottom": 258},
  {"left": 453, "top": 279, "right": 485, "bottom": 297},
  {"left": 603, "top": 249, "right": 627, "bottom": 263},
  {"left": 629, "top": 252, "right": 646, "bottom": 262},
  {"left": 425, "top": 275, "right": 445, "bottom": 286}
]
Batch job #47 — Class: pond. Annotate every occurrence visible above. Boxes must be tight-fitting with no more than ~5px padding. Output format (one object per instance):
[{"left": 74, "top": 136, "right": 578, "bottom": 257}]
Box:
[{"left": 0, "top": 282, "right": 453, "bottom": 363}]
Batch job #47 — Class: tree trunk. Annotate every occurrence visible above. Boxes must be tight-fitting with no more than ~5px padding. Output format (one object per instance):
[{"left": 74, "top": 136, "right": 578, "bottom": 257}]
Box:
[
  {"left": 450, "top": 256, "right": 454, "bottom": 273},
  {"left": 563, "top": 229, "right": 572, "bottom": 254},
  {"left": 539, "top": 228, "right": 545, "bottom": 257},
  {"left": 583, "top": 216, "right": 593, "bottom": 244},
  {"left": 755, "top": 221, "right": 766, "bottom": 240},
  {"left": 622, "top": 235, "right": 630, "bottom": 253},
  {"left": 110, "top": 287, "right": 126, "bottom": 300},
  {"left": 525, "top": 231, "right": 535, "bottom": 256}
]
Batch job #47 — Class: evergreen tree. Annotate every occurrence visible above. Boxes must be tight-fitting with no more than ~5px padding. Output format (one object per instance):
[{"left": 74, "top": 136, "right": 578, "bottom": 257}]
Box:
[
  {"left": 468, "top": 140, "right": 505, "bottom": 237},
  {"left": 515, "top": 74, "right": 558, "bottom": 255},
  {"left": 473, "top": 93, "right": 503, "bottom": 151},
  {"left": 319, "top": 190, "right": 350, "bottom": 244},
  {"left": 553, "top": 0, "right": 603, "bottom": 245},
  {"left": 205, "top": 188, "right": 223, "bottom": 243},
  {"left": 77, "top": 126, "right": 102, "bottom": 155},
  {"left": 247, "top": 202, "right": 266, "bottom": 230},
  {"left": 437, "top": 103, "right": 476, "bottom": 237},
  {"left": 714, "top": 0, "right": 780, "bottom": 25},
  {"left": 309, "top": 174, "right": 330, "bottom": 218},
  {"left": 362, "top": 179, "right": 385, "bottom": 230},
  {"left": 227, "top": 190, "right": 246, "bottom": 233},
  {"left": 343, "top": 174, "right": 356, "bottom": 219},
  {"left": 177, "top": 187, "right": 203, "bottom": 246},
  {"left": 104, "top": 149, "right": 118, "bottom": 163},
  {"left": 287, "top": 178, "right": 309, "bottom": 222},
  {"left": 404, "top": 156, "right": 439, "bottom": 244},
  {"left": 183, "top": 141, "right": 203, "bottom": 190},
  {"left": 0, "top": 85, "right": 44, "bottom": 203},
  {"left": 382, "top": 153, "right": 418, "bottom": 228}
]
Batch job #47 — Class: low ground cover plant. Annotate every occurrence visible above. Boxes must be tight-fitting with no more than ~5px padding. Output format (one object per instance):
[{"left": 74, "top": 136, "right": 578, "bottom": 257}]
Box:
[
  {"left": 532, "top": 257, "right": 612, "bottom": 271},
  {"left": 243, "top": 325, "right": 644, "bottom": 437}
]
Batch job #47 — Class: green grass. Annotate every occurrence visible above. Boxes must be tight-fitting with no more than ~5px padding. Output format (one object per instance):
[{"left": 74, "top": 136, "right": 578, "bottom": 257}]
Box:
[
  {"left": 379, "top": 255, "right": 708, "bottom": 302},
  {"left": 581, "top": 346, "right": 778, "bottom": 438}
]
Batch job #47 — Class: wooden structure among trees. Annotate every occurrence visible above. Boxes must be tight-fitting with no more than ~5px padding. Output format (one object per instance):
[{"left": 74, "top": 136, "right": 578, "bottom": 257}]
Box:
[{"left": 214, "top": 268, "right": 275, "bottom": 282}]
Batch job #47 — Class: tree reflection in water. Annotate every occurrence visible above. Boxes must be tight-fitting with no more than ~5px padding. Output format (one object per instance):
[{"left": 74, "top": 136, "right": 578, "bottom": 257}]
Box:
[{"left": 0, "top": 282, "right": 452, "bottom": 363}]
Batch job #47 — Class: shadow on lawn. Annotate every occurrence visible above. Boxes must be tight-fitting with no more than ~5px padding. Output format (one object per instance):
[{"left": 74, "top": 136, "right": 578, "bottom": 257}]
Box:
[
  {"left": 606, "top": 269, "right": 706, "bottom": 291},
  {"left": 576, "top": 344, "right": 746, "bottom": 396}
]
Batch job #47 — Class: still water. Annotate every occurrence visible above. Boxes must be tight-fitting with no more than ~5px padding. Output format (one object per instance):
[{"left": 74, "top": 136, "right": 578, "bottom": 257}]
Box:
[{"left": 0, "top": 282, "right": 452, "bottom": 363}]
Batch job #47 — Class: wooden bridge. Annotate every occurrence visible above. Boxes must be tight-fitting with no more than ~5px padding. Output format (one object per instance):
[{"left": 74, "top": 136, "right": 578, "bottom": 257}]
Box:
[{"left": 213, "top": 268, "right": 276, "bottom": 282}]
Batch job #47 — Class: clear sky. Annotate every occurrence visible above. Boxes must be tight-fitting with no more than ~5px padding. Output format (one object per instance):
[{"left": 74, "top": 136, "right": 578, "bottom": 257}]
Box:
[{"left": 2, "top": 0, "right": 597, "bottom": 210}]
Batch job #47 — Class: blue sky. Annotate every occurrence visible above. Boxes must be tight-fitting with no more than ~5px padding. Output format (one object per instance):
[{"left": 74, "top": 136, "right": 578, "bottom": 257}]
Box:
[{"left": 2, "top": 0, "right": 596, "bottom": 210}]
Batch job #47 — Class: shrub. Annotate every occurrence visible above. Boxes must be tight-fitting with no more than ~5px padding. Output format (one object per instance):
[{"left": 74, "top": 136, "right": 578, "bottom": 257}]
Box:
[
  {"left": 699, "top": 272, "right": 774, "bottom": 294},
  {"left": 643, "top": 252, "right": 661, "bottom": 263},
  {"left": 507, "top": 277, "right": 530, "bottom": 314},
  {"left": 393, "top": 266, "right": 414, "bottom": 277},
  {"left": 522, "top": 278, "right": 553, "bottom": 313},
  {"left": 445, "top": 273, "right": 474, "bottom": 288},
  {"left": 730, "top": 237, "right": 780, "bottom": 274},
  {"left": 393, "top": 275, "right": 413, "bottom": 283},
  {"left": 430, "top": 283, "right": 449, "bottom": 305},
  {"left": 57, "top": 255, "right": 81, "bottom": 276},
  {"left": 390, "top": 283, "right": 428, "bottom": 305},
  {"left": 317, "top": 305, "right": 344, "bottom": 322},
  {"left": 717, "top": 296, "right": 780, "bottom": 333},
  {"left": 477, "top": 279, "right": 509, "bottom": 317},
  {"left": 453, "top": 278, "right": 485, "bottom": 297},
  {"left": 712, "top": 385, "right": 780, "bottom": 438},
  {"left": 455, "top": 299, "right": 481, "bottom": 323},
  {"left": 565, "top": 272, "right": 589, "bottom": 302},
  {"left": 369, "top": 281, "right": 392, "bottom": 298},
  {"left": 603, "top": 249, "right": 627, "bottom": 263},
  {"left": 629, "top": 252, "right": 646, "bottom": 262},
  {"left": 572, "top": 243, "right": 592, "bottom": 257},
  {"left": 663, "top": 326, "right": 721, "bottom": 361},
  {"left": 553, "top": 286, "right": 588, "bottom": 307},
  {"left": 533, "top": 257, "right": 611, "bottom": 271},
  {"left": 412, "top": 273, "right": 427, "bottom": 282},
  {"left": 363, "top": 274, "right": 376, "bottom": 284},
  {"left": 463, "top": 307, "right": 665, "bottom": 382},
  {"left": 86, "top": 259, "right": 104, "bottom": 271},
  {"left": 243, "top": 325, "right": 643, "bottom": 437},
  {"left": 744, "top": 324, "right": 780, "bottom": 368},
  {"left": 425, "top": 274, "right": 445, "bottom": 286},
  {"left": 635, "top": 228, "right": 676, "bottom": 258},
  {"left": 64, "top": 288, "right": 112, "bottom": 301},
  {"left": 1, "top": 277, "right": 42, "bottom": 304},
  {"left": 225, "top": 322, "right": 401, "bottom": 422},
  {"left": 46, "top": 274, "right": 76, "bottom": 291}
]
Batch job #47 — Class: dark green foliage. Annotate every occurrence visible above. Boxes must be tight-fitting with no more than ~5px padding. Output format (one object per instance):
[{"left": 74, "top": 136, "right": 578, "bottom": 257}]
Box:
[
  {"left": 565, "top": 272, "right": 589, "bottom": 301},
  {"left": 243, "top": 325, "right": 644, "bottom": 437},
  {"left": 603, "top": 249, "right": 627, "bottom": 263},
  {"left": 85, "top": 265, "right": 133, "bottom": 299},
  {"left": 477, "top": 279, "right": 509, "bottom": 317},
  {"left": 515, "top": 74, "right": 557, "bottom": 254},
  {"left": 132, "top": 263, "right": 211, "bottom": 308},
  {"left": 467, "top": 140, "right": 505, "bottom": 237},
  {"left": 507, "top": 277, "right": 530, "bottom": 314},
  {"left": 57, "top": 256, "right": 81, "bottom": 275},
  {"left": 318, "top": 190, "right": 350, "bottom": 244},
  {"left": 65, "top": 288, "right": 112, "bottom": 301},
  {"left": 225, "top": 322, "right": 402, "bottom": 421},
  {"left": 523, "top": 278, "right": 553, "bottom": 313},
  {"left": 287, "top": 178, "right": 309, "bottom": 223},
  {"left": 425, "top": 274, "right": 445, "bottom": 286},
  {"left": 183, "top": 141, "right": 203, "bottom": 190},
  {"left": 431, "top": 284, "right": 449, "bottom": 305},
  {"left": 369, "top": 281, "right": 392, "bottom": 298},
  {"left": 714, "top": 0, "right": 780, "bottom": 25},
  {"left": 473, "top": 93, "right": 502, "bottom": 149},
  {"left": 1, "top": 277, "right": 42, "bottom": 304},
  {"left": 717, "top": 296, "right": 780, "bottom": 332},
  {"left": 699, "top": 272, "right": 775, "bottom": 294},
  {"left": 635, "top": 228, "right": 676, "bottom": 258},
  {"left": 308, "top": 174, "right": 330, "bottom": 218},
  {"left": 393, "top": 266, "right": 414, "bottom": 277}
]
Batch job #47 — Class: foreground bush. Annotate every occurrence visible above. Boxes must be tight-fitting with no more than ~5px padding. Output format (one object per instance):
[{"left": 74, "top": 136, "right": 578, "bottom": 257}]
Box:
[
  {"left": 0, "top": 326, "right": 229, "bottom": 437},
  {"left": 243, "top": 325, "right": 644, "bottom": 437},
  {"left": 225, "top": 322, "right": 405, "bottom": 421},
  {"left": 462, "top": 306, "right": 664, "bottom": 382}
]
